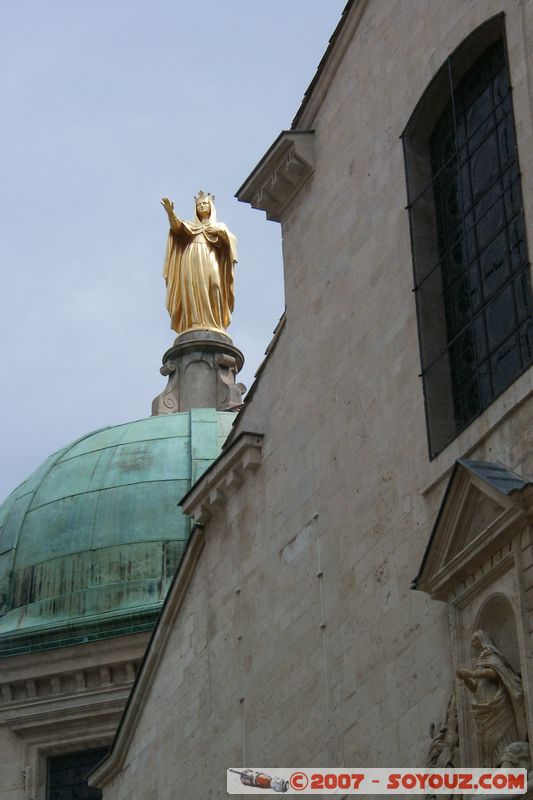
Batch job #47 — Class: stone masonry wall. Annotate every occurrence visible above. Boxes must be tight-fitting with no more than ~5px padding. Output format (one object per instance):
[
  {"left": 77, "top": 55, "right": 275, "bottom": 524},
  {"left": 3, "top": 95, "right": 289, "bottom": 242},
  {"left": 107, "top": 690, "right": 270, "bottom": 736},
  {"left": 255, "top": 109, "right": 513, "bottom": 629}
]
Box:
[{"left": 0, "top": 728, "right": 25, "bottom": 800}]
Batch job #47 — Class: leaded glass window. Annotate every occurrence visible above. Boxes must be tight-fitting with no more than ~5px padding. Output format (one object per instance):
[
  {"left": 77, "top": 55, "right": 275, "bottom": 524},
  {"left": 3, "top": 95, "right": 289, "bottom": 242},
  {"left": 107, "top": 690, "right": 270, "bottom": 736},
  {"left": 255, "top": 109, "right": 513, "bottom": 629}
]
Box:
[
  {"left": 402, "top": 21, "right": 533, "bottom": 458},
  {"left": 47, "top": 749, "right": 108, "bottom": 800}
]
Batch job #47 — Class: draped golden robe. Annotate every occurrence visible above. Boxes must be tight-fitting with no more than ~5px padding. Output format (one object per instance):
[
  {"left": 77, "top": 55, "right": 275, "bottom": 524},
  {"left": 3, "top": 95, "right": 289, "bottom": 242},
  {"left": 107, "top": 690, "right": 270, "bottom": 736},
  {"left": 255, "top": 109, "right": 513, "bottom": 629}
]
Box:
[{"left": 163, "top": 201, "right": 238, "bottom": 335}]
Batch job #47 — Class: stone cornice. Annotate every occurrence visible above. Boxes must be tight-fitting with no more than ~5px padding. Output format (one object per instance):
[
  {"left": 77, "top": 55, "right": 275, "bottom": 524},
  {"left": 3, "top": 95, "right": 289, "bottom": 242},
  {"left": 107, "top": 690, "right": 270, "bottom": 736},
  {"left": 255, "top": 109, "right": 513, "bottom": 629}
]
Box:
[
  {"left": 421, "top": 505, "right": 528, "bottom": 601},
  {"left": 180, "top": 432, "right": 264, "bottom": 523},
  {"left": 235, "top": 1, "right": 370, "bottom": 222},
  {"left": 89, "top": 526, "right": 206, "bottom": 789},
  {"left": 0, "top": 656, "right": 140, "bottom": 736},
  {"left": 235, "top": 0, "right": 368, "bottom": 222},
  {"left": 5, "top": 694, "right": 128, "bottom": 738},
  {"left": 236, "top": 132, "right": 315, "bottom": 221},
  {"left": 414, "top": 460, "right": 533, "bottom": 600}
]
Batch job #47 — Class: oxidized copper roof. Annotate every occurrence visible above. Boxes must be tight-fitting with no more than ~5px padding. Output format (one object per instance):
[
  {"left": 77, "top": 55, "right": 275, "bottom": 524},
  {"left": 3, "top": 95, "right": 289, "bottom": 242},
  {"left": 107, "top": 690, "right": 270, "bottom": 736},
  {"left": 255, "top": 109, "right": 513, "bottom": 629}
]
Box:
[{"left": 0, "top": 410, "right": 233, "bottom": 657}]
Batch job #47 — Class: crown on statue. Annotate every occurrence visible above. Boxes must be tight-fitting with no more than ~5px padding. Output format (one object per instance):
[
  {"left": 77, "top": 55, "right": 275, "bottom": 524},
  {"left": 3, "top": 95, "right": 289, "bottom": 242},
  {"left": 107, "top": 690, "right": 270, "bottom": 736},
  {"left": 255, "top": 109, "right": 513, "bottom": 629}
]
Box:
[{"left": 195, "top": 190, "right": 215, "bottom": 204}]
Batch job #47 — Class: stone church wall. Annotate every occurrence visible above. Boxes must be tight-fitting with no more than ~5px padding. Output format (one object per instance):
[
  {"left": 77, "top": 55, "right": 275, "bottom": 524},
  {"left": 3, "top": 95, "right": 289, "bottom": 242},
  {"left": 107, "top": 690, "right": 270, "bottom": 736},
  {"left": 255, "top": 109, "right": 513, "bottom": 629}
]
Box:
[
  {"left": 0, "top": 728, "right": 25, "bottom": 800},
  {"left": 99, "top": 1, "right": 533, "bottom": 796}
]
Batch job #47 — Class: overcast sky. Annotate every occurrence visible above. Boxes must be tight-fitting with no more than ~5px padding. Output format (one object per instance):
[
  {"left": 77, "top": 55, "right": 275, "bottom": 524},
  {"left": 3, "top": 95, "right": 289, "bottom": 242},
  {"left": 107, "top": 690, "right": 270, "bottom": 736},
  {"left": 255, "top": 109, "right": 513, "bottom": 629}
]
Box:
[{"left": 0, "top": 0, "right": 347, "bottom": 502}]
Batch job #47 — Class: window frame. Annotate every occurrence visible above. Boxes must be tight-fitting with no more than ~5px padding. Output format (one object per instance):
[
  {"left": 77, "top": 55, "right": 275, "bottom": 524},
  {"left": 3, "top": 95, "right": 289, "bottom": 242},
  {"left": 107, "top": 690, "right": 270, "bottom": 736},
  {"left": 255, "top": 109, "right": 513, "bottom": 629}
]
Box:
[
  {"left": 47, "top": 748, "right": 109, "bottom": 800},
  {"left": 401, "top": 14, "right": 533, "bottom": 460}
]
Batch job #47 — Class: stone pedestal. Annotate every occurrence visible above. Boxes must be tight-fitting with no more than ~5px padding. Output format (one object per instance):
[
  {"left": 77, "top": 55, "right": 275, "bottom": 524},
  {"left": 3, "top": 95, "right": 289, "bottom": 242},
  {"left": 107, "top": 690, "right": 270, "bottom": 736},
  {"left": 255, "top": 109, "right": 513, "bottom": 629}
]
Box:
[{"left": 152, "top": 330, "right": 246, "bottom": 415}]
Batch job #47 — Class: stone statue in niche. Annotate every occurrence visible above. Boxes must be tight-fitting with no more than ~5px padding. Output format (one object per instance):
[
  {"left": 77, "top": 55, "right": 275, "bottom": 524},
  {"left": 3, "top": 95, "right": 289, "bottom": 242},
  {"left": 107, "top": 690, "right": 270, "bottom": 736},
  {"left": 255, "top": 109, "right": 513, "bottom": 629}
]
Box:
[{"left": 456, "top": 629, "right": 527, "bottom": 767}]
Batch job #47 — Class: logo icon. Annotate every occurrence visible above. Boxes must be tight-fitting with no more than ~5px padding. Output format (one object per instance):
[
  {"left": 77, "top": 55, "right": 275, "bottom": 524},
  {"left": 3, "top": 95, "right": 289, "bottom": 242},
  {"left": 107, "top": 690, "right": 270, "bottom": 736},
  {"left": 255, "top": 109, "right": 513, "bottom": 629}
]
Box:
[{"left": 229, "top": 769, "right": 289, "bottom": 793}]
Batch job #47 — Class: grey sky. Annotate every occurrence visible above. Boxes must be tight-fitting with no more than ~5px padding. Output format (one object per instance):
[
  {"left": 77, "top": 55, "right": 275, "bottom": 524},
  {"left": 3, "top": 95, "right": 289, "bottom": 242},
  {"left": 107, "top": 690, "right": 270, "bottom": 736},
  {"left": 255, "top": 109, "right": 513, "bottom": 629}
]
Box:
[{"left": 0, "top": 0, "right": 346, "bottom": 502}]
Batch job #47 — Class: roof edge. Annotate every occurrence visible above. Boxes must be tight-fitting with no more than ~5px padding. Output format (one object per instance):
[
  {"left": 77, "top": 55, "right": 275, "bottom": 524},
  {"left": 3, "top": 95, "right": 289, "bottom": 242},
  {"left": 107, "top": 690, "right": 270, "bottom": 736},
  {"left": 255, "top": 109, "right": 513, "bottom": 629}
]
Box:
[
  {"left": 291, "top": 0, "right": 368, "bottom": 129},
  {"left": 235, "top": 2, "right": 370, "bottom": 221},
  {"left": 225, "top": 312, "right": 286, "bottom": 448},
  {"left": 0, "top": 605, "right": 159, "bottom": 659}
]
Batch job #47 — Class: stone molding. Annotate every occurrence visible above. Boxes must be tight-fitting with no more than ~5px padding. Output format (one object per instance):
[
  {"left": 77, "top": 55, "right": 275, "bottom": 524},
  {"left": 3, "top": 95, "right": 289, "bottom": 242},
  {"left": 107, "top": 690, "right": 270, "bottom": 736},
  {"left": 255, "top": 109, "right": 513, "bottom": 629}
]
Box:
[
  {"left": 414, "top": 460, "right": 533, "bottom": 601},
  {"left": 234, "top": 0, "right": 370, "bottom": 223},
  {"left": 21, "top": 723, "right": 114, "bottom": 800},
  {"left": 89, "top": 525, "right": 206, "bottom": 789},
  {"left": 236, "top": 132, "right": 315, "bottom": 221},
  {"left": 180, "top": 432, "right": 264, "bottom": 523},
  {"left": 0, "top": 658, "right": 139, "bottom": 728}
]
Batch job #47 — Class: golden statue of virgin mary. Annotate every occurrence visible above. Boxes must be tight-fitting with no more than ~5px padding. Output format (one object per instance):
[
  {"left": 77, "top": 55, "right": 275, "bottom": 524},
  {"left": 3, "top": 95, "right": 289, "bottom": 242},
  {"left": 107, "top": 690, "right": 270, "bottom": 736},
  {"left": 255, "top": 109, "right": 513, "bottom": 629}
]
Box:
[{"left": 161, "top": 191, "right": 238, "bottom": 336}]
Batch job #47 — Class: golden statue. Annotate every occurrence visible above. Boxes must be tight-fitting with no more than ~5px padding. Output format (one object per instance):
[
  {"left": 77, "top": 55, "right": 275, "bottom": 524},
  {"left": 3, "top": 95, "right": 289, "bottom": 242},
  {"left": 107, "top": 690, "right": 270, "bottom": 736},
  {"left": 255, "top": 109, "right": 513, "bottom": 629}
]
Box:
[{"left": 161, "top": 192, "right": 238, "bottom": 336}]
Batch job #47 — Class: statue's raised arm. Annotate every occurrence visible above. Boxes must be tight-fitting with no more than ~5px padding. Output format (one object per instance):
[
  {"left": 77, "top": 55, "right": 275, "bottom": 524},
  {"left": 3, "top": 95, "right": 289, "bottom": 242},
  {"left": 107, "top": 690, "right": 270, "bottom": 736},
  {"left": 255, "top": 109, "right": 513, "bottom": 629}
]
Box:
[{"left": 161, "top": 191, "right": 238, "bottom": 337}]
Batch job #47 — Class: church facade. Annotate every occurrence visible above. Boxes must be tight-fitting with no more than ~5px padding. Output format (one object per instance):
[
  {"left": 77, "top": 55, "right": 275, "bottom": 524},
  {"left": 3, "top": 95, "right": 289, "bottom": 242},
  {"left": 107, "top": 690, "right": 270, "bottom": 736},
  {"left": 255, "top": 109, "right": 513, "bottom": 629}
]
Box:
[
  {"left": 1, "top": 1, "right": 533, "bottom": 798},
  {"left": 89, "top": 0, "right": 533, "bottom": 797}
]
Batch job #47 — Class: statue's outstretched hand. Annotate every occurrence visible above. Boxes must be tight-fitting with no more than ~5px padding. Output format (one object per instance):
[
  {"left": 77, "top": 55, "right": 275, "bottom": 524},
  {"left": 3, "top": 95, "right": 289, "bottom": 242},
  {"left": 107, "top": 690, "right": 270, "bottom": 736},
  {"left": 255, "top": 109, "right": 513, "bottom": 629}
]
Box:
[
  {"left": 456, "top": 668, "right": 471, "bottom": 679},
  {"left": 161, "top": 197, "right": 174, "bottom": 214}
]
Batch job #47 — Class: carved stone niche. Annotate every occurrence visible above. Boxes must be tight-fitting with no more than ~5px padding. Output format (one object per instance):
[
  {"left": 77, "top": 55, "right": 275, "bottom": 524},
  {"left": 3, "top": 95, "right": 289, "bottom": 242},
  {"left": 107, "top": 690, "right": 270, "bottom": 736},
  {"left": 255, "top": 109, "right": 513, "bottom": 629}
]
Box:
[{"left": 414, "top": 459, "right": 533, "bottom": 775}]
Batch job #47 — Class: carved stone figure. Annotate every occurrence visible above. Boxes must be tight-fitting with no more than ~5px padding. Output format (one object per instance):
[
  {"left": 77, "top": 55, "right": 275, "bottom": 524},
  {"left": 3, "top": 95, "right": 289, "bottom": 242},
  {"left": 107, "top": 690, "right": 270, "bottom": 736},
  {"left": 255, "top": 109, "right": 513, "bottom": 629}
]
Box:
[
  {"left": 500, "top": 741, "right": 531, "bottom": 772},
  {"left": 456, "top": 630, "right": 527, "bottom": 767},
  {"left": 161, "top": 192, "right": 238, "bottom": 336},
  {"left": 427, "top": 690, "right": 459, "bottom": 768}
]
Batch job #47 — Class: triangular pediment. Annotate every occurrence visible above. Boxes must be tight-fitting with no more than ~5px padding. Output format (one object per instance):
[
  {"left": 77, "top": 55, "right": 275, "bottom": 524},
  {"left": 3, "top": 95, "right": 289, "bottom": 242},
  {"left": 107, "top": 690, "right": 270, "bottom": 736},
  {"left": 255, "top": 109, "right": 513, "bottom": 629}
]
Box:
[
  {"left": 414, "top": 460, "right": 531, "bottom": 600},
  {"left": 446, "top": 483, "right": 506, "bottom": 559}
]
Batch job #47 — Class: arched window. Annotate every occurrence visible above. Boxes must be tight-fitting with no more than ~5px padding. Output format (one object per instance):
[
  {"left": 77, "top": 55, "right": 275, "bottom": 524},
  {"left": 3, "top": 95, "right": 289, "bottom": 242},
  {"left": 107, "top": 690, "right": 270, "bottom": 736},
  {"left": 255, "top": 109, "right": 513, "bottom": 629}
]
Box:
[{"left": 402, "top": 16, "right": 533, "bottom": 458}]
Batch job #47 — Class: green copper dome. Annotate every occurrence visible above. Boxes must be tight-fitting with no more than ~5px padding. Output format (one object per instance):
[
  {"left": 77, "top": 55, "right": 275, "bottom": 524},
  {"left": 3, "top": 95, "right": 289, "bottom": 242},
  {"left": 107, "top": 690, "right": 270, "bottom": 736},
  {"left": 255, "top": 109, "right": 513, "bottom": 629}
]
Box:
[{"left": 0, "top": 409, "right": 233, "bottom": 657}]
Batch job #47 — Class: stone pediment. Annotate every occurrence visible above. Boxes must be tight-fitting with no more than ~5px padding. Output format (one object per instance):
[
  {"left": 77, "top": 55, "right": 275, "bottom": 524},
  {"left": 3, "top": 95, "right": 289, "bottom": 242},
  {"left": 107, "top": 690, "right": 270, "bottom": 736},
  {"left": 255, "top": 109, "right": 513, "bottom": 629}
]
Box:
[{"left": 413, "top": 460, "right": 533, "bottom": 601}]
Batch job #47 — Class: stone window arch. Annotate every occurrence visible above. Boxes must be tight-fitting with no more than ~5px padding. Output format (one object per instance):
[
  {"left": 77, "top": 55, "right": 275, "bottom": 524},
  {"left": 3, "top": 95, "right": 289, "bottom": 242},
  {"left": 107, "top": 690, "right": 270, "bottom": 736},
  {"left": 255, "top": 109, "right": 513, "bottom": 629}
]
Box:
[{"left": 402, "top": 15, "right": 533, "bottom": 458}]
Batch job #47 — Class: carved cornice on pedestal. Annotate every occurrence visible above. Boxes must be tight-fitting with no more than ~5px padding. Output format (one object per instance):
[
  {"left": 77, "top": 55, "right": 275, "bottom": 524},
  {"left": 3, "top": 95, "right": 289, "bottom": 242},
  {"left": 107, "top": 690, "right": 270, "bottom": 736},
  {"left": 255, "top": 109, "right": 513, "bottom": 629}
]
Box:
[
  {"left": 152, "top": 330, "right": 246, "bottom": 415},
  {"left": 236, "top": 131, "right": 315, "bottom": 221}
]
